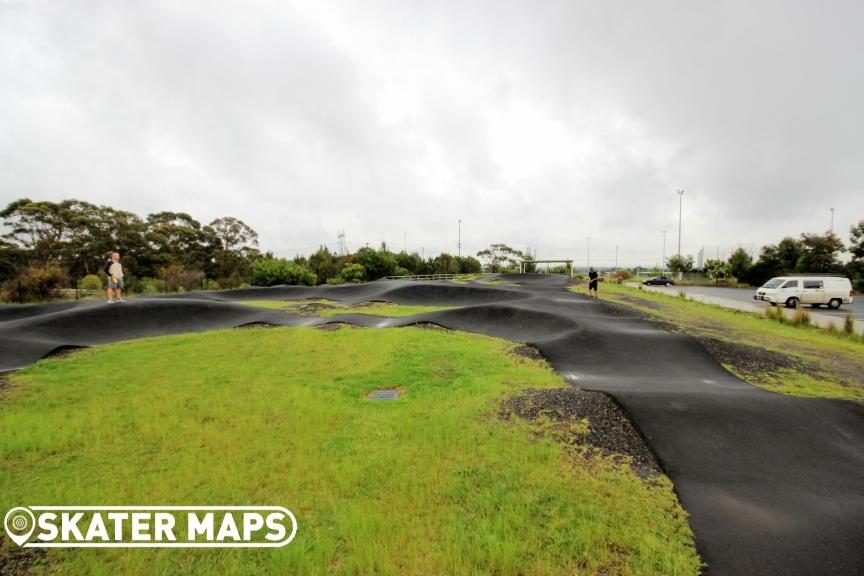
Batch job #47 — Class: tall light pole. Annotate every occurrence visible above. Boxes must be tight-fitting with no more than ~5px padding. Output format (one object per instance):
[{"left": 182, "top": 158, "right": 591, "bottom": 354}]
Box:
[
  {"left": 458, "top": 219, "right": 462, "bottom": 258},
  {"left": 662, "top": 230, "right": 667, "bottom": 273},
  {"left": 677, "top": 189, "right": 684, "bottom": 257},
  {"left": 615, "top": 244, "right": 619, "bottom": 274},
  {"left": 403, "top": 232, "right": 407, "bottom": 253},
  {"left": 830, "top": 207, "right": 834, "bottom": 234}
]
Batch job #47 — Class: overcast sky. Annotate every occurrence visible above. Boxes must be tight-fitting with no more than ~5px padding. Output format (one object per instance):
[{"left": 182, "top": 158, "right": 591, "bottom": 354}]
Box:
[{"left": 1, "top": 0, "right": 862, "bottom": 267}]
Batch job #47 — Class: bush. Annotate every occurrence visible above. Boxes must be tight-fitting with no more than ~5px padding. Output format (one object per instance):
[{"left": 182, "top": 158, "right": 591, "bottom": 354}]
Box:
[
  {"left": 158, "top": 264, "right": 206, "bottom": 292},
  {"left": 79, "top": 274, "right": 103, "bottom": 291},
  {"left": 1, "top": 262, "right": 69, "bottom": 302},
  {"left": 338, "top": 263, "right": 366, "bottom": 283},
  {"left": 250, "top": 258, "right": 316, "bottom": 287},
  {"left": 355, "top": 247, "right": 397, "bottom": 280},
  {"left": 139, "top": 278, "right": 167, "bottom": 294}
]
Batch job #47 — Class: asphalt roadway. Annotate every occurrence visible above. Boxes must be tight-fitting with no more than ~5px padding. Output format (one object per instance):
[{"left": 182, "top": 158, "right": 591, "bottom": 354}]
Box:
[
  {"left": 650, "top": 284, "right": 864, "bottom": 321},
  {"left": 1, "top": 275, "right": 862, "bottom": 575}
]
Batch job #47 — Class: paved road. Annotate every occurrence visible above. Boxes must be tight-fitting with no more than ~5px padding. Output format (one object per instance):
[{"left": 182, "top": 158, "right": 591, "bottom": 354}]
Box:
[
  {"left": 1, "top": 276, "right": 863, "bottom": 575},
  {"left": 647, "top": 284, "right": 864, "bottom": 321}
]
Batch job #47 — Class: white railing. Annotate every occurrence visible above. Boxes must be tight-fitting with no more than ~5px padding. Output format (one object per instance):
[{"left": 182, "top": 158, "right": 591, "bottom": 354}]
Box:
[{"left": 382, "top": 273, "right": 476, "bottom": 281}]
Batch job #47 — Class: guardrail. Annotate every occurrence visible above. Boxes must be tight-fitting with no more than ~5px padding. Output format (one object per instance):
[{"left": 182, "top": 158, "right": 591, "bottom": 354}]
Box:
[{"left": 382, "top": 274, "right": 475, "bottom": 281}]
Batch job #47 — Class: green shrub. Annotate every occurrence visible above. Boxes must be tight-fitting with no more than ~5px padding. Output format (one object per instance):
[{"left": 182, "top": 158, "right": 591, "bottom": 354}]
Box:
[
  {"left": 792, "top": 309, "right": 811, "bottom": 327},
  {"left": 355, "top": 247, "right": 397, "bottom": 280},
  {"left": 844, "top": 313, "right": 855, "bottom": 335},
  {"left": 139, "top": 278, "right": 167, "bottom": 295},
  {"left": 1, "top": 262, "right": 69, "bottom": 302},
  {"left": 79, "top": 274, "right": 103, "bottom": 291},
  {"left": 158, "top": 264, "right": 206, "bottom": 292},
  {"left": 338, "top": 263, "right": 366, "bottom": 283},
  {"left": 250, "top": 258, "right": 316, "bottom": 287}
]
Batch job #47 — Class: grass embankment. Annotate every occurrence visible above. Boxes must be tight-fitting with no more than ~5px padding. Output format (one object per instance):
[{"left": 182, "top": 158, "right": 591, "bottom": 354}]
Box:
[
  {"left": 1, "top": 327, "right": 699, "bottom": 575},
  {"left": 577, "top": 283, "right": 864, "bottom": 402},
  {"left": 242, "top": 299, "right": 453, "bottom": 317}
]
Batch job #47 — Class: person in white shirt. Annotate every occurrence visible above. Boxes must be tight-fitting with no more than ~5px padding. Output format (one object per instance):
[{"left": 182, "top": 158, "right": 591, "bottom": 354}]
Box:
[{"left": 105, "top": 251, "right": 125, "bottom": 303}]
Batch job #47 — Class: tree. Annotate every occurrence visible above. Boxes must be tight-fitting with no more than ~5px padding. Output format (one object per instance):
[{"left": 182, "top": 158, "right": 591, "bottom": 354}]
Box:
[
  {"left": 455, "top": 255, "right": 482, "bottom": 274},
  {"left": 727, "top": 248, "right": 753, "bottom": 281},
  {"left": 308, "top": 246, "right": 342, "bottom": 285},
  {"left": 338, "top": 263, "right": 366, "bottom": 283},
  {"left": 250, "top": 258, "right": 316, "bottom": 286},
  {"left": 796, "top": 232, "right": 844, "bottom": 273},
  {"left": 703, "top": 258, "right": 731, "bottom": 280},
  {"left": 666, "top": 254, "right": 694, "bottom": 275},
  {"left": 208, "top": 216, "right": 260, "bottom": 284},
  {"left": 476, "top": 243, "right": 524, "bottom": 273},
  {"left": 846, "top": 220, "right": 864, "bottom": 291},
  {"left": 395, "top": 251, "right": 423, "bottom": 275},
  {"left": 432, "top": 253, "right": 459, "bottom": 274},
  {"left": 849, "top": 220, "right": 864, "bottom": 260},
  {"left": 145, "top": 212, "right": 214, "bottom": 272},
  {"left": 355, "top": 246, "right": 397, "bottom": 280},
  {"left": 776, "top": 237, "right": 804, "bottom": 273}
]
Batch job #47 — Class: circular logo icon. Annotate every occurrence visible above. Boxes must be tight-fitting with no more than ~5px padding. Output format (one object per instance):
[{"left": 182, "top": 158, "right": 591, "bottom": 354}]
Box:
[{"left": 4, "top": 507, "right": 36, "bottom": 546}]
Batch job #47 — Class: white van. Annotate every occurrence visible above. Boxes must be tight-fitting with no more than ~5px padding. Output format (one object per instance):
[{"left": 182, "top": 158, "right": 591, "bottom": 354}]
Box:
[{"left": 754, "top": 276, "right": 854, "bottom": 309}]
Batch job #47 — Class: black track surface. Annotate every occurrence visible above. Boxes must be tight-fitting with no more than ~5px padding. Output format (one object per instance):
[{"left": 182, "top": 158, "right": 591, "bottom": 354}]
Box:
[{"left": 1, "top": 275, "right": 862, "bottom": 575}]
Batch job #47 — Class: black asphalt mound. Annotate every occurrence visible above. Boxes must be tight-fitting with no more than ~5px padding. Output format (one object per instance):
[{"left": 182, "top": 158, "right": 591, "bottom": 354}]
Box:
[
  {"left": 1, "top": 275, "right": 863, "bottom": 574},
  {"left": 0, "top": 299, "right": 295, "bottom": 371}
]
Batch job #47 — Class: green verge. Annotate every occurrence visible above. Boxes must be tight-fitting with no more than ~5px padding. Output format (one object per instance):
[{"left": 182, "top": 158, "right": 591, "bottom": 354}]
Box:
[
  {"left": 240, "top": 299, "right": 452, "bottom": 317},
  {"left": 1, "top": 327, "right": 699, "bottom": 575},
  {"left": 576, "top": 283, "right": 864, "bottom": 402},
  {"left": 240, "top": 299, "right": 453, "bottom": 317}
]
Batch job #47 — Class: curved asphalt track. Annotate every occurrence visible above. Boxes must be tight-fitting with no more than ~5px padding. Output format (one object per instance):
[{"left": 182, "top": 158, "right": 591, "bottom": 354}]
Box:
[{"left": 1, "top": 275, "right": 863, "bottom": 575}]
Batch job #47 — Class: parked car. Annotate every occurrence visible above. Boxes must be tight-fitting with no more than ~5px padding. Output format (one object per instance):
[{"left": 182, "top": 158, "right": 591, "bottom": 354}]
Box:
[
  {"left": 754, "top": 276, "right": 854, "bottom": 309},
  {"left": 642, "top": 276, "right": 675, "bottom": 287}
]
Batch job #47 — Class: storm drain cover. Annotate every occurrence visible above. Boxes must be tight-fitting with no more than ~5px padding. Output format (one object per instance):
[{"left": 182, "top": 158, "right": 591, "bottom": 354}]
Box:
[{"left": 367, "top": 389, "right": 401, "bottom": 400}]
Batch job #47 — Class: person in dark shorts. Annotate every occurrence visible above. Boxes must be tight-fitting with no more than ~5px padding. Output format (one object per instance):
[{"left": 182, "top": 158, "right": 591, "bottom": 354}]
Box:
[{"left": 588, "top": 266, "right": 599, "bottom": 299}]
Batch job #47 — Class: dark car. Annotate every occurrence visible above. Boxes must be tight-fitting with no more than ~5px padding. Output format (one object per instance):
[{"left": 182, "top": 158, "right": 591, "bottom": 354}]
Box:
[{"left": 642, "top": 276, "right": 675, "bottom": 287}]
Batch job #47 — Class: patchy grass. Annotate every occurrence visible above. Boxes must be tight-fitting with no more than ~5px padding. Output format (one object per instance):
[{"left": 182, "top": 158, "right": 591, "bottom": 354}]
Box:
[
  {"left": 241, "top": 298, "right": 453, "bottom": 317},
  {"left": 572, "top": 283, "right": 864, "bottom": 402},
  {"left": 1, "top": 327, "right": 700, "bottom": 575}
]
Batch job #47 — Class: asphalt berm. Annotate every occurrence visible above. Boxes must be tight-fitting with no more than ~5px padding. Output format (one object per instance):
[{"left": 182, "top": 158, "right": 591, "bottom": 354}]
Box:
[{"left": 1, "top": 274, "right": 862, "bottom": 575}]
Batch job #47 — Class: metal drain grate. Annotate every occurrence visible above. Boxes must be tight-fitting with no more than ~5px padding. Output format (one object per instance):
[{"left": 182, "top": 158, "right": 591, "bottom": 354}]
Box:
[{"left": 367, "top": 389, "right": 401, "bottom": 400}]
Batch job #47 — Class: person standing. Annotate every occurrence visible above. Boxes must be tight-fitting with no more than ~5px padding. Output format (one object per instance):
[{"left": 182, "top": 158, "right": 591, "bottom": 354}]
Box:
[
  {"left": 104, "top": 252, "right": 125, "bottom": 303},
  {"left": 588, "top": 266, "right": 599, "bottom": 299}
]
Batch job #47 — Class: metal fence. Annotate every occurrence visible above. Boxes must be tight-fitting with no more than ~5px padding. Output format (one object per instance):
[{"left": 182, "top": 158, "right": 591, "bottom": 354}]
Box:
[{"left": 382, "top": 273, "right": 476, "bottom": 281}]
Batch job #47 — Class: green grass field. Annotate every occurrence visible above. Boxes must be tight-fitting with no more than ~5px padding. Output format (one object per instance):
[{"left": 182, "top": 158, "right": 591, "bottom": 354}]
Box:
[
  {"left": 577, "top": 282, "right": 864, "bottom": 402},
  {"left": 1, "top": 327, "right": 699, "bottom": 575},
  {"left": 241, "top": 299, "right": 453, "bottom": 317}
]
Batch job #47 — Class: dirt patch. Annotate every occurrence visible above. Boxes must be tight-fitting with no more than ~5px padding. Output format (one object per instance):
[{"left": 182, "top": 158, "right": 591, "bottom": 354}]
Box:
[
  {"left": 509, "top": 344, "right": 544, "bottom": 362},
  {"left": 290, "top": 301, "right": 341, "bottom": 315},
  {"left": 234, "top": 321, "right": 278, "bottom": 329},
  {"left": 316, "top": 322, "right": 360, "bottom": 331},
  {"left": 0, "top": 535, "right": 48, "bottom": 575},
  {"left": 501, "top": 387, "right": 661, "bottom": 478},
  {"left": 697, "top": 337, "right": 819, "bottom": 379},
  {"left": 405, "top": 322, "right": 452, "bottom": 332}
]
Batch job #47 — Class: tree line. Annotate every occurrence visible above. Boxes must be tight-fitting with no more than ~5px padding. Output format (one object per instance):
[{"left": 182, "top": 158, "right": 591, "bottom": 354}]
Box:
[
  {"left": 0, "top": 198, "right": 485, "bottom": 301},
  {"left": 668, "top": 223, "right": 864, "bottom": 290}
]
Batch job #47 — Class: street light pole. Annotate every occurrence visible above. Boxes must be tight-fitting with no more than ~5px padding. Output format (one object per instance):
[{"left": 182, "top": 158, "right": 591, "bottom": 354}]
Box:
[
  {"left": 677, "top": 189, "right": 684, "bottom": 256},
  {"left": 458, "top": 219, "right": 462, "bottom": 258},
  {"left": 403, "top": 232, "right": 407, "bottom": 253},
  {"left": 615, "top": 245, "right": 619, "bottom": 274},
  {"left": 830, "top": 207, "right": 834, "bottom": 234}
]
